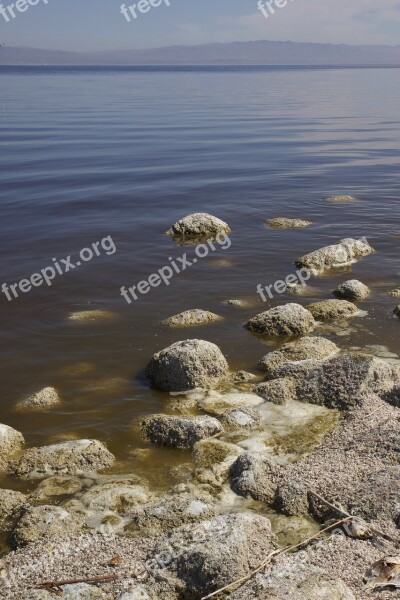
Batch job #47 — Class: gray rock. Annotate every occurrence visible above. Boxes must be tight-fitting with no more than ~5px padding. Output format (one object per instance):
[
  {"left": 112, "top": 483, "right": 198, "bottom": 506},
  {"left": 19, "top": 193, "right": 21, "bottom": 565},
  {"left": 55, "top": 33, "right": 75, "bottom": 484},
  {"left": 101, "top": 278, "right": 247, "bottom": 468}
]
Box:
[
  {"left": 141, "top": 414, "right": 222, "bottom": 448},
  {"left": 333, "top": 279, "right": 370, "bottom": 301},
  {"left": 16, "top": 387, "right": 60, "bottom": 411},
  {"left": 166, "top": 213, "right": 231, "bottom": 238},
  {"left": 161, "top": 309, "right": 222, "bottom": 328},
  {"left": 266, "top": 359, "right": 321, "bottom": 382},
  {"left": 145, "top": 339, "right": 229, "bottom": 392},
  {"left": 11, "top": 505, "right": 83, "bottom": 547},
  {"left": 297, "top": 353, "right": 398, "bottom": 409},
  {"left": 154, "top": 513, "right": 276, "bottom": 599},
  {"left": 274, "top": 482, "right": 309, "bottom": 516},
  {"left": 295, "top": 237, "right": 373, "bottom": 273},
  {"left": 307, "top": 299, "right": 358, "bottom": 321},
  {"left": 266, "top": 217, "right": 312, "bottom": 229},
  {"left": 0, "top": 424, "right": 25, "bottom": 472},
  {"left": 14, "top": 440, "right": 115, "bottom": 479},
  {"left": 221, "top": 407, "right": 261, "bottom": 430},
  {"left": 230, "top": 452, "right": 278, "bottom": 503},
  {"left": 127, "top": 483, "right": 217, "bottom": 535},
  {"left": 253, "top": 378, "right": 295, "bottom": 405},
  {"left": 245, "top": 303, "right": 315, "bottom": 337},
  {"left": 257, "top": 336, "right": 338, "bottom": 374},
  {"left": 0, "top": 489, "right": 28, "bottom": 530}
]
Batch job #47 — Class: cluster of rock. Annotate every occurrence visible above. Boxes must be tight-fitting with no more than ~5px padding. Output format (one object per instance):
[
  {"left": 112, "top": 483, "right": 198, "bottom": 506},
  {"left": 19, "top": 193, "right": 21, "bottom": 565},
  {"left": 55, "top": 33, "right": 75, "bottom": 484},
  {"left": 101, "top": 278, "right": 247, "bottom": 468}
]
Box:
[{"left": 2, "top": 214, "right": 400, "bottom": 599}]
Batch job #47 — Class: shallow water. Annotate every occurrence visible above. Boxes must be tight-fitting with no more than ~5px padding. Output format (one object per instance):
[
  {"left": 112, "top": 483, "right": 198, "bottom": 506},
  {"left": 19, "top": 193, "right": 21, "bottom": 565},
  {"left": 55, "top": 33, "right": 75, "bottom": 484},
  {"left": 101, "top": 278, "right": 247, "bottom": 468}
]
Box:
[{"left": 0, "top": 65, "right": 400, "bottom": 499}]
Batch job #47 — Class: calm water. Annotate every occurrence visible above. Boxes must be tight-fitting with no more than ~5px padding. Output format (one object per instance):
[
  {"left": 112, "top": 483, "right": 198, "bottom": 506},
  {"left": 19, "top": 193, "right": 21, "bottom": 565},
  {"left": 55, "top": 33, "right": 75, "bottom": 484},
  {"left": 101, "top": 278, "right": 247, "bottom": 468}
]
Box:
[{"left": 1, "top": 65, "right": 400, "bottom": 493}]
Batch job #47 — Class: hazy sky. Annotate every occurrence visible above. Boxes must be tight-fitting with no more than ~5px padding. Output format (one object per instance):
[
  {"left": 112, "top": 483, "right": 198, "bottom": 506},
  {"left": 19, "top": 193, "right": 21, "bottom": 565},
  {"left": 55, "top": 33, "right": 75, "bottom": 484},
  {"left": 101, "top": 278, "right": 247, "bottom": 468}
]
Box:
[{"left": 1, "top": 0, "right": 400, "bottom": 51}]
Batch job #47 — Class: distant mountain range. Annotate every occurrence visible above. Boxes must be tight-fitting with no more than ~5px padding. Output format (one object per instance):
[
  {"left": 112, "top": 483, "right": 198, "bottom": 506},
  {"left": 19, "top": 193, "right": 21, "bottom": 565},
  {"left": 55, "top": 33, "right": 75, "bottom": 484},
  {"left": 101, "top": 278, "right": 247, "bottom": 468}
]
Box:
[{"left": 1, "top": 40, "right": 400, "bottom": 66}]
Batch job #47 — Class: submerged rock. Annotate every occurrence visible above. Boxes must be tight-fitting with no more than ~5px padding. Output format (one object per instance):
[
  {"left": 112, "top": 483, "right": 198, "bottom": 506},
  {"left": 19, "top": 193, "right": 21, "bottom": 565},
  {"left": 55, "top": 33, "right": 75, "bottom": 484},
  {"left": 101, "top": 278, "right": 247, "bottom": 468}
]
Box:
[
  {"left": 221, "top": 406, "right": 261, "bottom": 430},
  {"left": 141, "top": 414, "right": 222, "bottom": 448},
  {"left": 166, "top": 213, "right": 231, "bottom": 238},
  {"left": 161, "top": 309, "right": 222, "bottom": 328},
  {"left": 394, "top": 305, "right": 400, "bottom": 318},
  {"left": 16, "top": 387, "right": 60, "bottom": 411},
  {"left": 325, "top": 195, "right": 359, "bottom": 202},
  {"left": 0, "top": 424, "right": 25, "bottom": 472},
  {"left": 193, "top": 438, "right": 243, "bottom": 487},
  {"left": 198, "top": 391, "right": 264, "bottom": 415},
  {"left": 307, "top": 299, "right": 358, "bottom": 321},
  {"left": 258, "top": 336, "right": 338, "bottom": 374},
  {"left": 253, "top": 378, "right": 296, "bottom": 405},
  {"left": 387, "top": 288, "right": 400, "bottom": 298},
  {"left": 245, "top": 303, "right": 315, "bottom": 337},
  {"left": 14, "top": 440, "right": 115, "bottom": 479},
  {"left": 266, "top": 217, "right": 312, "bottom": 229},
  {"left": 11, "top": 505, "right": 83, "bottom": 547},
  {"left": 230, "top": 452, "right": 278, "bottom": 503},
  {"left": 145, "top": 339, "right": 229, "bottom": 392},
  {"left": 67, "top": 310, "right": 116, "bottom": 322},
  {"left": 231, "top": 370, "right": 258, "bottom": 383},
  {"left": 295, "top": 238, "right": 373, "bottom": 273},
  {"left": 127, "top": 483, "right": 217, "bottom": 535},
  {"left": 153, "top": 513, "right": 276, "bottom": 599},
  {"left": 224, "top": 299, "right": 244, "bottom": 307},
  {"left": 297, "top": 353, "right": 398, "bottom": 409},
  {"left": 333, "top": 279, "right": 370, "bottom": 301}
]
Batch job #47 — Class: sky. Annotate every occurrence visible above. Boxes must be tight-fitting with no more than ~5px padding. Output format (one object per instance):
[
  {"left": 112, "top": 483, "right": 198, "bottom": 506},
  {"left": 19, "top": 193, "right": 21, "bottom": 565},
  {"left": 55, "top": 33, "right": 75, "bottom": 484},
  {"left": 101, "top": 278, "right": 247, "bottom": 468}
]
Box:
[{"left": 0, "top": 0, "right": 400, "bottom": 52}]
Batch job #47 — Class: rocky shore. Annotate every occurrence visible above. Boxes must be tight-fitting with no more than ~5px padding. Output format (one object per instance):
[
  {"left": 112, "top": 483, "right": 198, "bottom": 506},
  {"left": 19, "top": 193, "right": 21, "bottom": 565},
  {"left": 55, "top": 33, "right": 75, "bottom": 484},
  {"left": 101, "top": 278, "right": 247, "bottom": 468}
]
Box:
[{"left": 1, "top": 213, "right": 399, "bottom": 599}]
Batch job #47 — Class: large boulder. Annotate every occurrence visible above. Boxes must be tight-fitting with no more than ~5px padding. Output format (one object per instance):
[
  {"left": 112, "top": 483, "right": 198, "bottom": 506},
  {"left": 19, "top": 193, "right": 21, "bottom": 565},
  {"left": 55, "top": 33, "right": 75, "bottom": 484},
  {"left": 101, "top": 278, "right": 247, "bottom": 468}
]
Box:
[
  {"left": 14, "top": 440, "right": 115, "bottom": 479},
  {"left": 297, "top": 353, "right": 398, "bottom": 409},
  {"left": 230, "top": 452, "right": 278, "bottom": 503},
  {"left": 141, "top": 414, "right": 222, "bottom": 448},
  {"left": 333, "top": 279, "right": 370, "bottom": 301},
  {"left": 295, "top": 238, "right": 373, "bottom": 273},
  {"left": 11, "top": 505, "right": 83, "bottom": 547},
  {"left": 145, "top": 339, "right": 229, "bottom": 392},
  {"left": 0, "top": 424, "right": 25, "bottom": 472},
  {"left": 245, "top": 304, "right": 315, "bottom": 337},
  {"left": 307, "top": 299, "right": 358, "bottom": 321},
  {"left": 258, "top": 336, "right": 338, "bottom": 374},
  {"left": 153, "top": 513, "right": 276, "bottom": 599},
  {"left": 166, "top": 213, "right": 231, "bottom": 238},
  {"left": 161, "top": 309, "right": 222, "bottom": 328}
]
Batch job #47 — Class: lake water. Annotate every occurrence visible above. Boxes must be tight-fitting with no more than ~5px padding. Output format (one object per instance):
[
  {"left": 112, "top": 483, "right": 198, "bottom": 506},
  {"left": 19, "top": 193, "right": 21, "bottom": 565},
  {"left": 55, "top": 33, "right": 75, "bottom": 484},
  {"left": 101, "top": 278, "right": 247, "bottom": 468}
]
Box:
[{"left": 0, "top": 65, "right": 400, "bottom": 497}]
